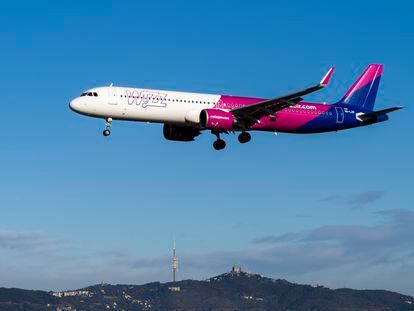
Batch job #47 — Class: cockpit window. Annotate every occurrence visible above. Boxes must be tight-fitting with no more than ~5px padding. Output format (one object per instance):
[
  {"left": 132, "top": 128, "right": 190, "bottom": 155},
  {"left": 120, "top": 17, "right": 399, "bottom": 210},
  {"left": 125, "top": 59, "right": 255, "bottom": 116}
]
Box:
[{"left": 80, "top": 91, "right": 98, "bottom": 97}]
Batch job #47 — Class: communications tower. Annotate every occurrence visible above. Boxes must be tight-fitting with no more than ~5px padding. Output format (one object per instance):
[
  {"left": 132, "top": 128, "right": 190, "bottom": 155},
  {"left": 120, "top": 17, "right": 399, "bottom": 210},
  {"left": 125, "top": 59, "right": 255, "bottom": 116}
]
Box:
[{"left": 172, "top": 240, "right": 178, "bottom": 283}]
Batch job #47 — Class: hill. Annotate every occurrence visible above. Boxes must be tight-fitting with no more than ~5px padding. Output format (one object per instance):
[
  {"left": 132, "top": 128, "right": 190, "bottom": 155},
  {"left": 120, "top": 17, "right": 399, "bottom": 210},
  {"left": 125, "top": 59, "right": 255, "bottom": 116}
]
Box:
[{"left": 0, "top": 268, "right": 413, "bottom": 310}]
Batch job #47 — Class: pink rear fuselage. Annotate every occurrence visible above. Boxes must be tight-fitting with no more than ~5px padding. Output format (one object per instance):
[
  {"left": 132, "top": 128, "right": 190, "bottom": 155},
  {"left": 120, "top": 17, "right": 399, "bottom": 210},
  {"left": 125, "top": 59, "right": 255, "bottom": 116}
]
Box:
[{"left": 215, "top": 95, "right": 338, "bottom": 133}]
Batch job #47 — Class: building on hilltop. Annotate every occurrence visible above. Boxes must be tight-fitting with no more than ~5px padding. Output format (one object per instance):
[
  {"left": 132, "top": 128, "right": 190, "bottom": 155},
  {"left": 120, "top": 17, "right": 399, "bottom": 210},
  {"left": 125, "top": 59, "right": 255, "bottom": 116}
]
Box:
[{"left": 231, "top": 265, "right": 242, "bottom": 275}]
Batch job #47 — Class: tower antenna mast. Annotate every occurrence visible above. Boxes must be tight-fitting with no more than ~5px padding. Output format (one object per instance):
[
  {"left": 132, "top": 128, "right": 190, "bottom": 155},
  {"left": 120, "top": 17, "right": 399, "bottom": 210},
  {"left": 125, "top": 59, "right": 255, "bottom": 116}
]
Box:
[{"left": 172, "top": 239, "right": 178, "bottom": 283}]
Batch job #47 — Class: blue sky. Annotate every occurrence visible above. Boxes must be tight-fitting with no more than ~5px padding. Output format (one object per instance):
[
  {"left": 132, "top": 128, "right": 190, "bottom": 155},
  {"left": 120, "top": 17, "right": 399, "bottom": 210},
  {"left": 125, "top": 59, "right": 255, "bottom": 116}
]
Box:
[{"left": 1, "top": 0, "right": 413, "bottom": 295}]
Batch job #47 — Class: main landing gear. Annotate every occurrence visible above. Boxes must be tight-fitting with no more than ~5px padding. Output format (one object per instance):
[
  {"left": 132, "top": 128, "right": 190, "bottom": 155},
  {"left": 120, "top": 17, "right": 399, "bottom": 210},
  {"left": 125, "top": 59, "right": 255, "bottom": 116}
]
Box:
[
  {"left": 103, "top": 118, "right": 112, "bottom": 137},
  {"left": 238, "top": 132, "right": 251, "bottom": 144},
  {"left": 213, "top": 139, "right": 226, "bottom": 150},
  {"left": 211, "top": 131, "right": 252, "bottom": 150},
  {"left": 212, "top": 130, "right": 226, "bottom": 151}
]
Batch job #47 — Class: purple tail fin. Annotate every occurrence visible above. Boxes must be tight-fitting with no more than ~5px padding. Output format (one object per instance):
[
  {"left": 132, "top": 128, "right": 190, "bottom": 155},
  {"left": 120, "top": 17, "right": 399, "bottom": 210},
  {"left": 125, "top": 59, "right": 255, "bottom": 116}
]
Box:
[{"left": 337, "top": 64, "right": 383, "bottom": 111}]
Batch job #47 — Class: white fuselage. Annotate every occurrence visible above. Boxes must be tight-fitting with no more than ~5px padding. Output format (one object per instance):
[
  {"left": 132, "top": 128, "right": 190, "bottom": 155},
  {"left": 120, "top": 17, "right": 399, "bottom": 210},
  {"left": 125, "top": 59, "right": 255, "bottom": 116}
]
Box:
[{"left": 69, "top": 86, "right": 221, "bottom": 125}]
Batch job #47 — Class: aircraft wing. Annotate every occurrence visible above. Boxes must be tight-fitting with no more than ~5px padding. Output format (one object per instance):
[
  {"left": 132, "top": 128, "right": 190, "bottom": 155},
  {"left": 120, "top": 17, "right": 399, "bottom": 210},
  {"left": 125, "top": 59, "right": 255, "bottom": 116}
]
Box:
[{"left": 230, "top": 67, "right": 334, "bottom": 124}]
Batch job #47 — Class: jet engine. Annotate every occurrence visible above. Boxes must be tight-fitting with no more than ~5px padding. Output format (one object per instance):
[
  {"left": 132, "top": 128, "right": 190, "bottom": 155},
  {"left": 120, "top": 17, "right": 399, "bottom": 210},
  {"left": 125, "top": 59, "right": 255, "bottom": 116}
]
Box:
[
  {"left": 163, "top": 124, "right": 201, "bottom": 141},
  {"left": 199, "top": 109, "right": 235, "bottom": 131}
]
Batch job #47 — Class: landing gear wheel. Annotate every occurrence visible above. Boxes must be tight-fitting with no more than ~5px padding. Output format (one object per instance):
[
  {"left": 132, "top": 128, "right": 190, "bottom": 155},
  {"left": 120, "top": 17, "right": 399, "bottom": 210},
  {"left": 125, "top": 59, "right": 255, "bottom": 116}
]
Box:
[
  {"left": 103, "top": 117, "right": 112, "bottom": 137},
  {"left": 238, "top": 132, "right": 251, "bottom": 144},
  {"left": 213, "top": 139, "right": 226, "bottom": 150},
  {"left": 103, "top": 129, "right": 111, "bottom": 137}
]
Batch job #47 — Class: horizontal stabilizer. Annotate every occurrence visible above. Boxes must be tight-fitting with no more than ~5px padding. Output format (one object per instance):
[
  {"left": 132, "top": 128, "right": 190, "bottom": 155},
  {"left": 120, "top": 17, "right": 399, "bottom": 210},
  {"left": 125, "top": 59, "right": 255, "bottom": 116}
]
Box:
[{"left": 356, "top": 106, "right": 403, "bottom": 121}]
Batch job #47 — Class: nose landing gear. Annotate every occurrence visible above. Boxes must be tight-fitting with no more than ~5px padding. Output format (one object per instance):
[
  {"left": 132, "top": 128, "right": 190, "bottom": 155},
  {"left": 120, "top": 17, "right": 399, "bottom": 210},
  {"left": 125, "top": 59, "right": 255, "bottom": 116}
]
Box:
[
  {"left": 238, "top": 132, "right": 251, "bottom": 144},
  {"left": 103, "top": 118, "right": 112, "bottom": 137}
]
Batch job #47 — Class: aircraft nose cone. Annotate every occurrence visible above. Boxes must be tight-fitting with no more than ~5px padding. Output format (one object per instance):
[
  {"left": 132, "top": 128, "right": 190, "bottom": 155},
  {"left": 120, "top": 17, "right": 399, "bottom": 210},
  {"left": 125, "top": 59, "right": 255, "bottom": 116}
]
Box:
[{"left": 69, "top": 99, "right": 81, "bottom": 112}]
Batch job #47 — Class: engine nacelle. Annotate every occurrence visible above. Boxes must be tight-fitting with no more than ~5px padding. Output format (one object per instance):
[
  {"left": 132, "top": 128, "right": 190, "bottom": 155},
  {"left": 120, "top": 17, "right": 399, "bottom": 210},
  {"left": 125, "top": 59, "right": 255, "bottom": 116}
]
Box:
[
  {"left": 199, "top": 109, "right": 235, "bottom": 131},
  {"left": 163, "top": 124, "right": 201, "bottom": 142}
]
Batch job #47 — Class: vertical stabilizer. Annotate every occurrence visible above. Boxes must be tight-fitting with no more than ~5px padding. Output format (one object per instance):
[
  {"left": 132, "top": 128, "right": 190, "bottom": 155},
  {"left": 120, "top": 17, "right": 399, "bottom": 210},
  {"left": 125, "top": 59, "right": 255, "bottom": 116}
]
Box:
[{"left": 337, "top": 64, "right": 383, "bottom": 111}]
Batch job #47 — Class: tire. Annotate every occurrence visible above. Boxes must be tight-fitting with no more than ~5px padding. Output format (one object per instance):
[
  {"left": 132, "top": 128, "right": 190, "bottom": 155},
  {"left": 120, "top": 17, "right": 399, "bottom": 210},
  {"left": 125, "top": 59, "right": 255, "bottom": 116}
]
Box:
[
  {"left": 213, "top": 139, "right": 226, "bottom": 150},
  {"left": 238, "top": 132, "right": 251, "bottom": 144},
  {"left": 103, "top": 129, "right": 111, "bottom": 137}
]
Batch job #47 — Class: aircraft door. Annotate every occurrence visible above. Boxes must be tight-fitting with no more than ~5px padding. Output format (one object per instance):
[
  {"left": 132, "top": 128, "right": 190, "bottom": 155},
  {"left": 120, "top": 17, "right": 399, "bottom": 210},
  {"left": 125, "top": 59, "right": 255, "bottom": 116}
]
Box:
[
  {"left": 335, "top": 107, "right": 344, "bottom": 124},
  {"left": 108, "top": 87, "right": 118, "bottom": 105}
]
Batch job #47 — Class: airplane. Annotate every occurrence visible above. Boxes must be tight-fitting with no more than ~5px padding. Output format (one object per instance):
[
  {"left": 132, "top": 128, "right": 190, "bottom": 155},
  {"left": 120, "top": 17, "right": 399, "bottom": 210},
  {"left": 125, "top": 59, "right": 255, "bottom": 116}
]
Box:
[{"left": 69, "top": 64, "right": 402, "bottom": 150}]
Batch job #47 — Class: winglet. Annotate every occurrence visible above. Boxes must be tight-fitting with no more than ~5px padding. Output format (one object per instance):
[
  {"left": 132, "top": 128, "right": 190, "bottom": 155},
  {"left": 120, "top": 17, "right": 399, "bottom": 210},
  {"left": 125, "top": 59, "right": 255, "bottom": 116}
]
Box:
[{"left": 320, "top": 67, "right": 335, "bottom": 86}]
